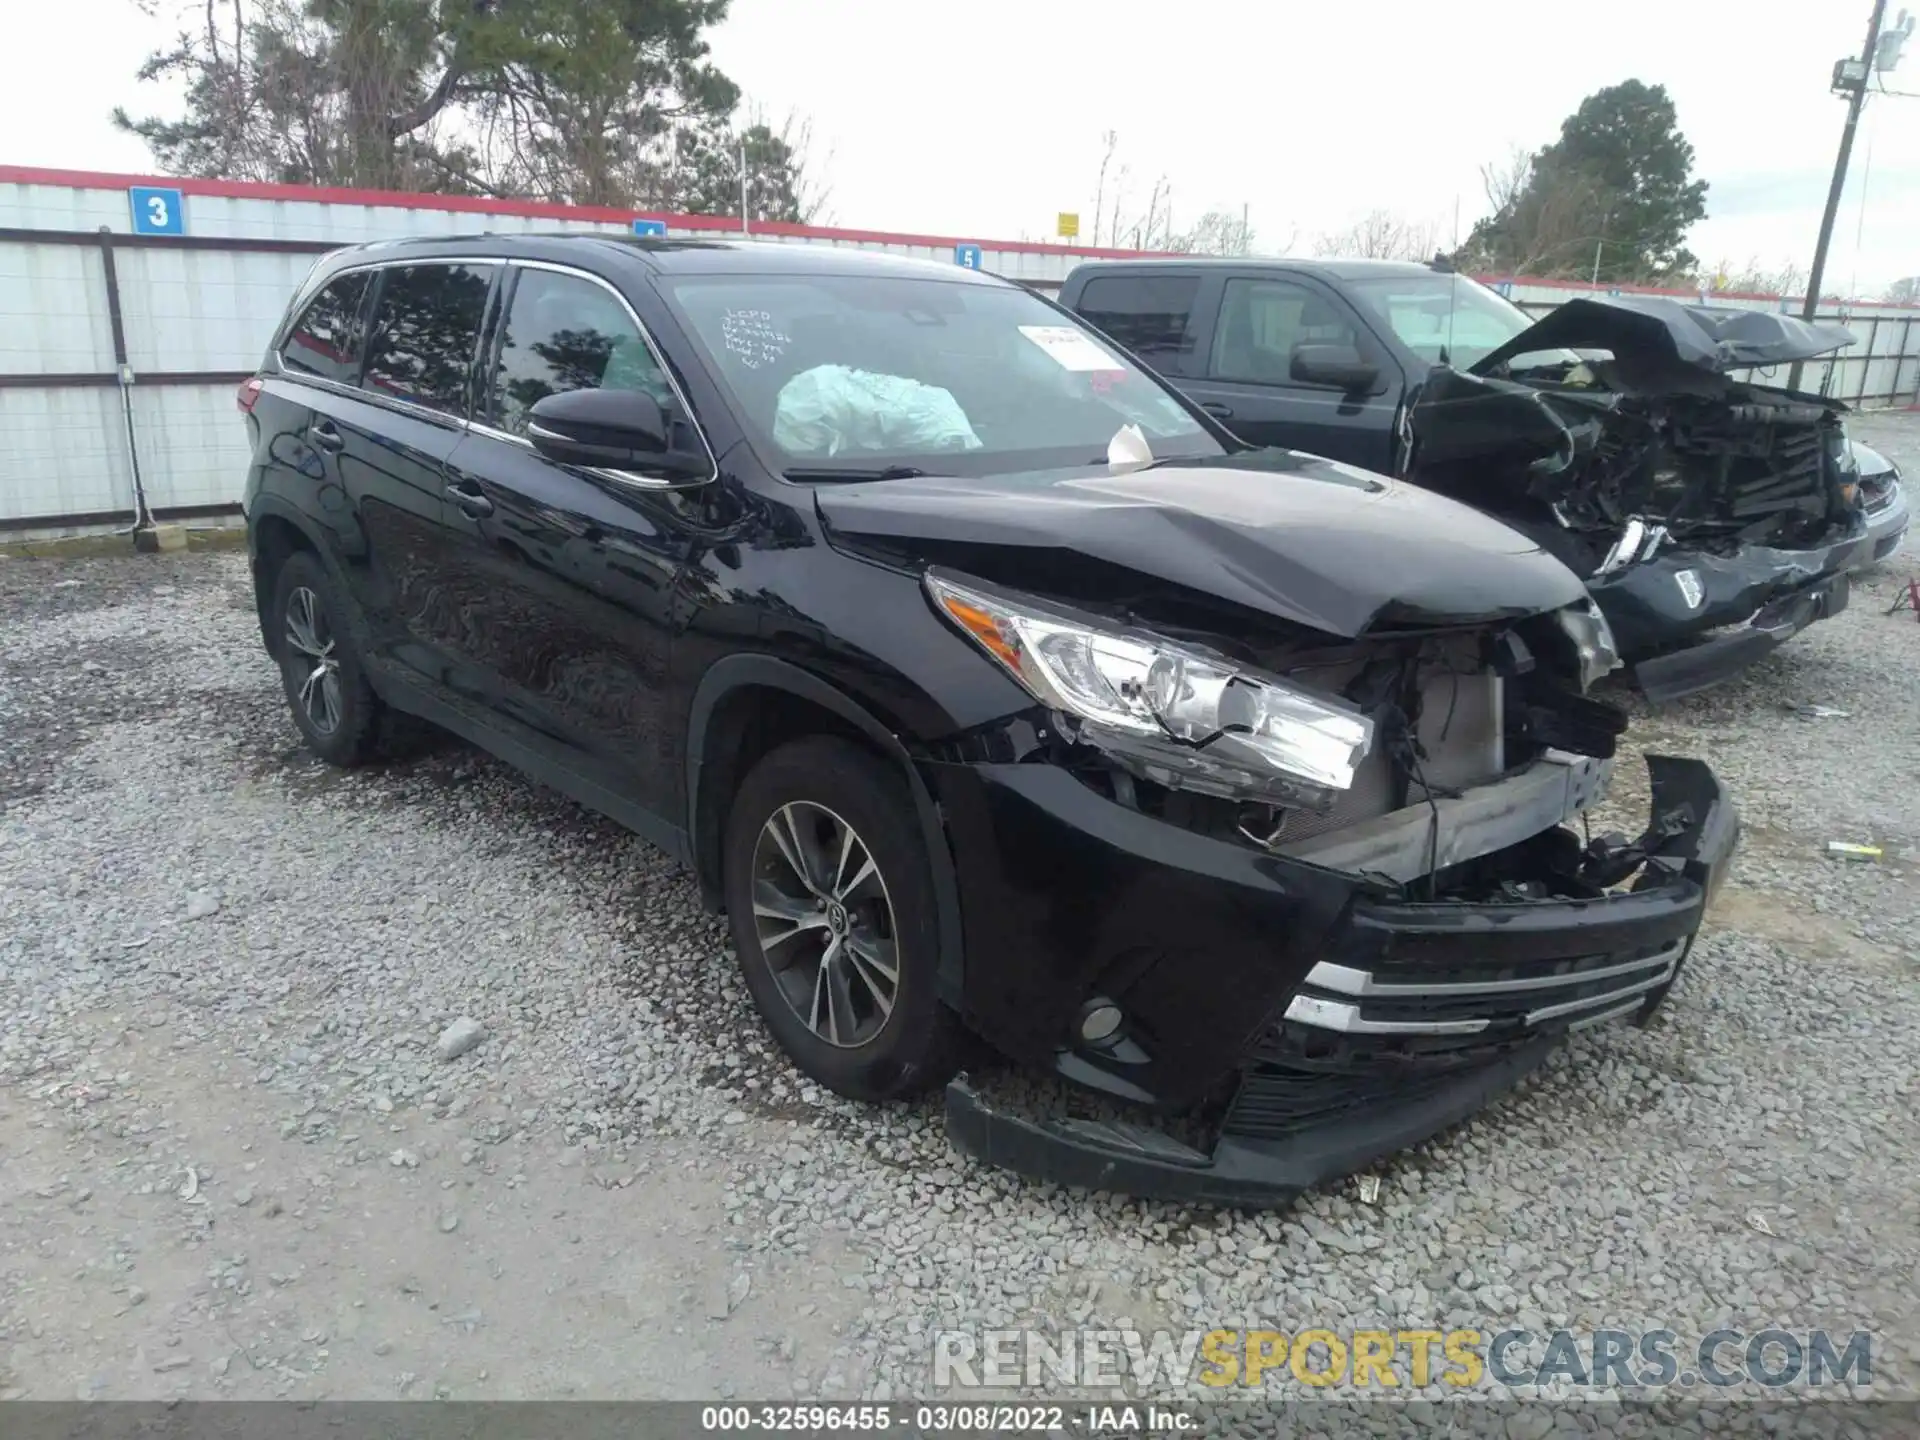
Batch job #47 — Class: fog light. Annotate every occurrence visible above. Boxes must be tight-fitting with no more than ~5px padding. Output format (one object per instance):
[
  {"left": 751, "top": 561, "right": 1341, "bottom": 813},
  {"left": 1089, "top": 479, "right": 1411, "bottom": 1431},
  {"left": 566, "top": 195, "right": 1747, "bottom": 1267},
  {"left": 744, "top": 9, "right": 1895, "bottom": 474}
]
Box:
[{"left": 1077, "top": 999, "right": 1124, "bottom": 1046}]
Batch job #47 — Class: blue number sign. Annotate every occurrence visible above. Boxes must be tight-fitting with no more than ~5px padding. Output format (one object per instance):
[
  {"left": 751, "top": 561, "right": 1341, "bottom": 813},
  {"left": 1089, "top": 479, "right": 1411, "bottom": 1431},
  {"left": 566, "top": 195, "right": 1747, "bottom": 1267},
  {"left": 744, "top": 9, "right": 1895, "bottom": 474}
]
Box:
[
  {"left": 955, "top": 244, "right": 983, "bottom": 269},
  {"left": 129, "top": 186, "right": 185, "bottom": 236},
  {"left": 632, "top": 218, "right": 668, "bottom": 237}
]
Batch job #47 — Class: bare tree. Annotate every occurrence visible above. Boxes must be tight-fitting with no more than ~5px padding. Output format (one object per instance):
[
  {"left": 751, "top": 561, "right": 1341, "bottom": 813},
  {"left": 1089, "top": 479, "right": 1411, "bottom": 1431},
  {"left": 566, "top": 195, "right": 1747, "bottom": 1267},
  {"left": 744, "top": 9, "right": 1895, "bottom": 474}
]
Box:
[
  {"left": 1172, "top": 208, "right": 1256, "bottom": 256},
  {"left": 1705, "top": 256, "right": 1810, "bottom": 298},
  {"left": 1091, "top": 129, "right": 1119, "bottom": 247},
  {"left": 1314, "top": 209, "right": 1439, "bottom": 261},
  {"left": 1480, "top": 146, "right": 1533, "bottom": 218},
  {"left": 1884, "top": 275, "right": 1920, "bottom": 304}
]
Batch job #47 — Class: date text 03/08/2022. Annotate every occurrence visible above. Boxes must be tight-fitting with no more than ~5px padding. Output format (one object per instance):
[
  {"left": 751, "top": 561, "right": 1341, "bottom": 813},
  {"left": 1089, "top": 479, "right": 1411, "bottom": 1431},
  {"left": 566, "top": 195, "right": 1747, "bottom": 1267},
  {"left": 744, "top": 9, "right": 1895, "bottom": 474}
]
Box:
[{"left": 698, "top": 1403, "right": 1200, "bottom": 1433}]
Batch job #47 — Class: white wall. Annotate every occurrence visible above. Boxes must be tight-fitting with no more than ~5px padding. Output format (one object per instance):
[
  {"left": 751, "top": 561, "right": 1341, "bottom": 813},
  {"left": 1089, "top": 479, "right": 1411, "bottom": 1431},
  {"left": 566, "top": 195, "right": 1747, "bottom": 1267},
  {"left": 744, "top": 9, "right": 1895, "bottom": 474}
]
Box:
[{"left": 3, "top": 172, "right": 1917, "bottom": 529}]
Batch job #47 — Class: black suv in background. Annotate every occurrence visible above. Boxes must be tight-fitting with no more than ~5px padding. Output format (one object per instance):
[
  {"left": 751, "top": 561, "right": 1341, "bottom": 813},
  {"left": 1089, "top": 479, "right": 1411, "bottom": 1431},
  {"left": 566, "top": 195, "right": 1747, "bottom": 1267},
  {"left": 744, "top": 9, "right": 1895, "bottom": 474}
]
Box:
[
  {"left": 1060, "top": 259, "right": 1871, "bottom": 701},
  {"left": 240, "top": 235, "right": 1735, "bottom": 1205}
]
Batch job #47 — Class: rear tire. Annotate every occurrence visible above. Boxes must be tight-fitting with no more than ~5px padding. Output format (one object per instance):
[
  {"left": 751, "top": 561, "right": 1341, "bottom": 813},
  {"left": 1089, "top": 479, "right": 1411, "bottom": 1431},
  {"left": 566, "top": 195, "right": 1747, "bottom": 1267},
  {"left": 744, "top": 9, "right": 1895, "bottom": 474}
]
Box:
[
  {"left": 270, "top": 551, "right": 385, "bottom": 767},
  {"left": 722, "top": 736, "right": 964, "bottom": 1102}
]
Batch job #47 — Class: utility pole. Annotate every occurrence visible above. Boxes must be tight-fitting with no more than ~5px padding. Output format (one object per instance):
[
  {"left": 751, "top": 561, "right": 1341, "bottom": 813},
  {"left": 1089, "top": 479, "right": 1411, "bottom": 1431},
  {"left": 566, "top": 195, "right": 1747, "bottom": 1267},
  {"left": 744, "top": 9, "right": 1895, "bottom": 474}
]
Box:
[
  {"left": 1790, "top": 0, "right": 1889, "bottom": 389},
  {"left": 740, "top": 137, "right": 751, "bottom": 237}
]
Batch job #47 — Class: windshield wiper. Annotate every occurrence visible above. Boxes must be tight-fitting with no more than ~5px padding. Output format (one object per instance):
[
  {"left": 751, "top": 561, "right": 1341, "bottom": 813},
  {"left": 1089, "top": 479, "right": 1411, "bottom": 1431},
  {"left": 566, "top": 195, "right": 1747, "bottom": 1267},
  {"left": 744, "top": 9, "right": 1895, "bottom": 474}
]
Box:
[{"left": 781, "top": 464, "right": 932, "bottom": 483}]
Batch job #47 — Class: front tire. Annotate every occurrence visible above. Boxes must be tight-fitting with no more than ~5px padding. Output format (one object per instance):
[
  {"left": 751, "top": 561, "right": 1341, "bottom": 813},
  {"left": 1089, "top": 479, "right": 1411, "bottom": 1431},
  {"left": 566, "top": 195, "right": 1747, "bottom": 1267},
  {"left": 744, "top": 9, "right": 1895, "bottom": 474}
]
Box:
[{"left": 722, "top": 736, "right": 964, "bottom": 1102}]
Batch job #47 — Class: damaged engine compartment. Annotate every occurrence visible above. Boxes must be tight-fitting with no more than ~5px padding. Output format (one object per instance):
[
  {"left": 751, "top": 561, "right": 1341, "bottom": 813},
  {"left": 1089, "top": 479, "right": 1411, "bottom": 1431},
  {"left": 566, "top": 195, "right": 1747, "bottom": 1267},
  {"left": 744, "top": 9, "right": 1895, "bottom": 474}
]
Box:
[{"left": 1412, "top": 359, "right": 1858, "bottom": 582}]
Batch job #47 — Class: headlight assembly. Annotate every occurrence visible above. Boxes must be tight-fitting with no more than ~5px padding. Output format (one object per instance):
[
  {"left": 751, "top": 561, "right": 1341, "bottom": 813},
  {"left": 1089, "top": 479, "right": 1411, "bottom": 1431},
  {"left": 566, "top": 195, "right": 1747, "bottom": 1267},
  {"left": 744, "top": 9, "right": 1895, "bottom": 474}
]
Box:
[{"left": 925, "top": 570, "right": 1373, "bottom": 810}]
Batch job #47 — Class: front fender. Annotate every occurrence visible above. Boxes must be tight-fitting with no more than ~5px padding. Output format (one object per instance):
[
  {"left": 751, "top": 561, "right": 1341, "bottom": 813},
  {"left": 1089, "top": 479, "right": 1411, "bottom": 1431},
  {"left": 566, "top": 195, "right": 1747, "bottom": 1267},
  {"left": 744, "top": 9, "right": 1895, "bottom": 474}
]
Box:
[{"left": 684, "top": 654, "right": 967, "bottom": 1003}]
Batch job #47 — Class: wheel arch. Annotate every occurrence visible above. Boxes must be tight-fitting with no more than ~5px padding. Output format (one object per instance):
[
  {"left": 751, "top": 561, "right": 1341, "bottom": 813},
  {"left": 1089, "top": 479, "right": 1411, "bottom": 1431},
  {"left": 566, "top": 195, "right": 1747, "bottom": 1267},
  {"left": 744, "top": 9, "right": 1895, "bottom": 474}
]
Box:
[
  {"left": 248, "top": 500, "right": 327, "bottom": 657},
  {"left": 686, "top": 656, "right": 965, "bottom": 1002}
]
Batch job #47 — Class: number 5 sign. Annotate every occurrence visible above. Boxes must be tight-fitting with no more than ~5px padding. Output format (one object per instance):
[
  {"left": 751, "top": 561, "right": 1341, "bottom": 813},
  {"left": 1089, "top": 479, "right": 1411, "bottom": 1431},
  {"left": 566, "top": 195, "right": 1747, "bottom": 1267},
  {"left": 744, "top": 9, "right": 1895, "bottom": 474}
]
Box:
[{"left": 129, "top": 186, "right": 186, "bottom": 236}]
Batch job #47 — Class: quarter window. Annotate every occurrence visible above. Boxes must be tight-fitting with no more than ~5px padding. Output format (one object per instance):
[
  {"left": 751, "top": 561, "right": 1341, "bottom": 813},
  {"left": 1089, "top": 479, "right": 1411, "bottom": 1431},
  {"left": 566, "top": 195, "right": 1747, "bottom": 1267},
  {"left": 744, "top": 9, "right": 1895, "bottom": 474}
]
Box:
[
  {"left": 1074, "top": 274, "right": 1201, "bottom": 373},
  {"left": 1210, "top": 278, "right": 1363, "bottom": 386},
  {"left": 362, "top": 264, "right": 493, "bottom": 416},
  {"left": 488, "top": 269, "right": 674, "bottom": 435},
  {"left": 282, "top": 272, "right": 370, "bottom": 384}
]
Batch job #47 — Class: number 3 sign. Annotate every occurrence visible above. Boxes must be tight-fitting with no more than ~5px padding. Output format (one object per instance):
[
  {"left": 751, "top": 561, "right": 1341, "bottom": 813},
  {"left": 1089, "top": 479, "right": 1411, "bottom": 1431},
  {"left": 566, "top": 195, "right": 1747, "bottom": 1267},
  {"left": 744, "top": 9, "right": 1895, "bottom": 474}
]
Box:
[{"left": 129, "top": 186, "right": 186, "bottom": 236}]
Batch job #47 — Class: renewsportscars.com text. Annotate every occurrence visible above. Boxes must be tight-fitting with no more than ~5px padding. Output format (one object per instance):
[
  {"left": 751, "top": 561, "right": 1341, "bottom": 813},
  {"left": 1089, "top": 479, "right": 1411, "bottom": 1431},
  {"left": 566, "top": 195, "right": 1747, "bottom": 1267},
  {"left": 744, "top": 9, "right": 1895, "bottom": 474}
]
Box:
[{"left": 932, "top": 1326, "right": 1874, "bottom": 1392}]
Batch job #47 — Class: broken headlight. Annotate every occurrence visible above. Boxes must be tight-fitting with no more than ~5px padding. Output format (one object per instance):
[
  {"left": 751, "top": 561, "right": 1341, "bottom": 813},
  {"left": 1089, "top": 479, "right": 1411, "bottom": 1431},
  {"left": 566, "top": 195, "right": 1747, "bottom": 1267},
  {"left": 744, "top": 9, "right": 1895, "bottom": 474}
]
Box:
[
  {"left": 925, "top": 570, "right": 1373, "bottom": 810},
  {"left": 1556, "top": 598, "right": 1623, "bottom": 691}
]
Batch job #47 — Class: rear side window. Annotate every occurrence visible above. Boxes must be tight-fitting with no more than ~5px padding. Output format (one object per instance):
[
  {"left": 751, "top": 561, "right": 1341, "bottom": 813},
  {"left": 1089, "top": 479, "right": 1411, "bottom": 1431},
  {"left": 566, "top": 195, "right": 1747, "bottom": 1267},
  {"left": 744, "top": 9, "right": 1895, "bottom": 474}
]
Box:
[
  {"left": 487, "top": 268, "right": 674, "bottom": 436},
  {"left": 1074, "top": 274, "right": 1201, "bottom": 373},
  {"left": 363, "top": 264, "right": 493, "bottom": 416},
  {"left": 282, "top": 272, "right": 370, "bottom": 384}
]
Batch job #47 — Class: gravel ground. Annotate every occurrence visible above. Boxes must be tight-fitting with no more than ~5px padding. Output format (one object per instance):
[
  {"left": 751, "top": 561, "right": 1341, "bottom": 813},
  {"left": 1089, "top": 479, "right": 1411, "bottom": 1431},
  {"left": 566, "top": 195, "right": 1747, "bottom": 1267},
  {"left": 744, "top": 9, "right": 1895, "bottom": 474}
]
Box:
[{"left": 2, "top": 415, "right": 1918, "bottom": 1422}]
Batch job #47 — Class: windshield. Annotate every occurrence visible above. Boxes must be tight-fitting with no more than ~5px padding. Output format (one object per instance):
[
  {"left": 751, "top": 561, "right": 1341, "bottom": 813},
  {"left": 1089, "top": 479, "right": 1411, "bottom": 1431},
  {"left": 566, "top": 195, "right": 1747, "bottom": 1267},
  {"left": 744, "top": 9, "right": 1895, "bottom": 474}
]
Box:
[
  {"left": 660, "top": 274, "right": 1222, "bottom": 477},
  {"left": 1345, "top": 274, "right": 1567, "bottom": 372}
]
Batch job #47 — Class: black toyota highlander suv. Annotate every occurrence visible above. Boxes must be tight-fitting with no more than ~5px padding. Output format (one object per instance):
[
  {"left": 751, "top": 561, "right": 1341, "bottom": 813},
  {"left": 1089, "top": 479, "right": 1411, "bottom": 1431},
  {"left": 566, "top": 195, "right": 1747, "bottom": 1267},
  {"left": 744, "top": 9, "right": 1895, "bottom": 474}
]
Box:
[{"left": 239, "top": 235, "right": 1737, "bottom": 1206}]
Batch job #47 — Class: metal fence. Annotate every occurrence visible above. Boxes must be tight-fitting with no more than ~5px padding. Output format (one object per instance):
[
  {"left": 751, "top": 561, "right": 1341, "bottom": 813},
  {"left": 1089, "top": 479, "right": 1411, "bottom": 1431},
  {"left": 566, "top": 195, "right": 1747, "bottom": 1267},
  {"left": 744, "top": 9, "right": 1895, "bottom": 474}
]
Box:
[{"left": 4, "top": 165, "right": 1918, "bottom": 534}]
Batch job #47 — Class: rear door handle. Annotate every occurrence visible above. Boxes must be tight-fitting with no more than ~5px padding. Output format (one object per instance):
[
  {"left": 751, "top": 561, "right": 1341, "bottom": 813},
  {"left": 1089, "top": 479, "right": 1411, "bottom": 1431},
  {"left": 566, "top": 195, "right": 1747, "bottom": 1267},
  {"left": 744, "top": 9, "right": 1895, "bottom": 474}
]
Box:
[
  {"left": 1200, "top": 402, "right": 1234, "bottom": 418},
  {"left": 445, "top": 481, "right": 494, "bottom": 519},
  {"left": 309, "top": 421, "right": 345, "bottom": 453}
]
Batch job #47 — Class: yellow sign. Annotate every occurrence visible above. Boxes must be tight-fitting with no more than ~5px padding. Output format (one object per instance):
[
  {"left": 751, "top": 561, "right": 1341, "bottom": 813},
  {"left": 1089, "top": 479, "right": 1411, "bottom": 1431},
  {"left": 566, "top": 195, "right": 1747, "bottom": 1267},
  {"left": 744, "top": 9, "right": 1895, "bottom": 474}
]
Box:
[{"left": 1057, "top": 211, "right": 1080, "bottom": 239}]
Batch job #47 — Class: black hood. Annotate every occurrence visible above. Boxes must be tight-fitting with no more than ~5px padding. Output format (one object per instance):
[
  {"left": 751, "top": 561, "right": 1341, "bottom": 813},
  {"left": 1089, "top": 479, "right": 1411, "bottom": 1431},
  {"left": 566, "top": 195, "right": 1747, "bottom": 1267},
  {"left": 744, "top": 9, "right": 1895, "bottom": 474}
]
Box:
[
  {"left": 1475, "top": 294, "right": 1855, "bottom": 378},
  {"left": 813, "top": 451, "right": 1587, "bottom": 638}
]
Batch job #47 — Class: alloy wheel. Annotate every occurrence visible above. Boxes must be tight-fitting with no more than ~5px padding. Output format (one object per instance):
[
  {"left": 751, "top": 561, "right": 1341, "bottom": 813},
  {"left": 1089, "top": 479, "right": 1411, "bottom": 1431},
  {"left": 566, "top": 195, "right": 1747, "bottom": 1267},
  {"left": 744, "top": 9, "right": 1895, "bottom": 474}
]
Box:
[
  {"left": 283, "top": 585, "right": 343, "bottom": 735},
  {"left": 750, "top": 801, "right": 900, "bottom": 1048}
]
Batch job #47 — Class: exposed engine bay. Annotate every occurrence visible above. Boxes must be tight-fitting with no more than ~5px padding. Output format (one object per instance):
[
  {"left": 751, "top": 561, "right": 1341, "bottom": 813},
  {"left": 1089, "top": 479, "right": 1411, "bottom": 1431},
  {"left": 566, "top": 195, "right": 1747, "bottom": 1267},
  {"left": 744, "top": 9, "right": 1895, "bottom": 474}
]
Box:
[{"left": 1412, "top": 361, "right": 1856, "bottom": 582}]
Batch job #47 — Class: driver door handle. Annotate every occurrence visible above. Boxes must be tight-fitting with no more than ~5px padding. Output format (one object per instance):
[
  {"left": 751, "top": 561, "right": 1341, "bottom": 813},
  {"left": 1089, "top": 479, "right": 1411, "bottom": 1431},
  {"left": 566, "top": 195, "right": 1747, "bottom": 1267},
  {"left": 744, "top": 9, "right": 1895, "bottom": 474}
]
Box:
[
  {"left": 1201, "top": 402, "right": 1234, "bottom": 418},
  {"left": 309, "top": 420, "right": 345, "bottom": 453},
  {"left": 445, "top": 481, "right": 494, "bottom": 518}
]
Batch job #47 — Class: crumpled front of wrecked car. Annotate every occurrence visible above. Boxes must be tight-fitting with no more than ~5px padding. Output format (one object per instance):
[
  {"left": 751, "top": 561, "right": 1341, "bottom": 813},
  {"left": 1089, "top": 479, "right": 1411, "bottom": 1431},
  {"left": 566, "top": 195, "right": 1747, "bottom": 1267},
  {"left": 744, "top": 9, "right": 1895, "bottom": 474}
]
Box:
[{"left": 1406, "top": 296, "right": 1869, "bottom": 629}]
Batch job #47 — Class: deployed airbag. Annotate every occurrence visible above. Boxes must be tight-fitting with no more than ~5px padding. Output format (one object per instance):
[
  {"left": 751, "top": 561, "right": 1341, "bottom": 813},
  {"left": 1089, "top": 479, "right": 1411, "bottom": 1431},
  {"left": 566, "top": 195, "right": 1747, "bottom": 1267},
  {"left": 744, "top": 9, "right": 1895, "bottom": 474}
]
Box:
[{"left": 773, "top": 364, "right": 983, "bottom": 457}]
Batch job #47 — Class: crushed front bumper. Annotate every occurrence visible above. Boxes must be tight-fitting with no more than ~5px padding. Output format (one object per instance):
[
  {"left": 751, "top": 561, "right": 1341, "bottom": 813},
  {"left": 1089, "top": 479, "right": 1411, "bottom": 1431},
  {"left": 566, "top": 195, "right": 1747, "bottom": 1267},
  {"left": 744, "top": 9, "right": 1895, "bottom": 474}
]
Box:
[
  {"left": 934, "top": 754, "right": 1737, "bottom": 1208},
  {"left": 1591, "top": 526, "right": 1869, "bottom": 703}
]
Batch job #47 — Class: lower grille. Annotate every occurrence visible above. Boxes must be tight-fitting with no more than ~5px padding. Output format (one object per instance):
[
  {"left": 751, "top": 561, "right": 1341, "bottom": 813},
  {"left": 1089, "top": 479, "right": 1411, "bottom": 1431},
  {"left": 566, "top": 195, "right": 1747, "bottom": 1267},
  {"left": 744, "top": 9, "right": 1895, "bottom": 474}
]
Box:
[
  {"left": 1281, "top": 936, "right": 1687, "bottom": 1038},
  {"left": 1225, "top": 1062, "right": 1469, "bottom": 1138}
]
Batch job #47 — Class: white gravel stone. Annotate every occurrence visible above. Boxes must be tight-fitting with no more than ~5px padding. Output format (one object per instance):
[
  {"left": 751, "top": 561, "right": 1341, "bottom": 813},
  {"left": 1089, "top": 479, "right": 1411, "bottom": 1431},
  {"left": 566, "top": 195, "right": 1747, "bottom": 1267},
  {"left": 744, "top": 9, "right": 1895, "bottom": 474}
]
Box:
[{"left": 435, "top": 1017, "right": 486, "bottom": 1062}]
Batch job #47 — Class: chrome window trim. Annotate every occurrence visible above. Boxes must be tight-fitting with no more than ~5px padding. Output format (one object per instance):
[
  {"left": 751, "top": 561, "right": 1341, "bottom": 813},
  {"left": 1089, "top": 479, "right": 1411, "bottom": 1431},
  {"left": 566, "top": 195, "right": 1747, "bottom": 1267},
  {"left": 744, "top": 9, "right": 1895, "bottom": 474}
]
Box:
[
  {"left": 274, "top": 256, "right": 503, "bottom": 427},
  {"left": 267, "top": 372, "right": 469, "bottom": 433},
  {"left": 269, "top": 252, "right": 720, "bottom": 490}
]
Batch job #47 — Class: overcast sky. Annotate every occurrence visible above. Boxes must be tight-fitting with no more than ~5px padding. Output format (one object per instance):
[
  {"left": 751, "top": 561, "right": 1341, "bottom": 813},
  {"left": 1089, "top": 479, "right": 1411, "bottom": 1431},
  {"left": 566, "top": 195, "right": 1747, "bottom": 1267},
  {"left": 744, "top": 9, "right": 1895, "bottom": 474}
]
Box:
[{"left": 5, "top": 0, "right": 1916, "bottom": 293}]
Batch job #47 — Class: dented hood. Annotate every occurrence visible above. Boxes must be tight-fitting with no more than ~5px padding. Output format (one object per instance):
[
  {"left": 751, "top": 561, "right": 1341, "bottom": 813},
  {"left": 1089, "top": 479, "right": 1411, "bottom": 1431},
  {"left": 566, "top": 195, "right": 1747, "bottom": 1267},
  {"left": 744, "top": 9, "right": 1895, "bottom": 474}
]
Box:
[
  {"left": 813, "top": 453, "right": 1587, "bottom": 638},
  {"left": 1474, "top": 294, "right": 1856, "bottom": 377}
]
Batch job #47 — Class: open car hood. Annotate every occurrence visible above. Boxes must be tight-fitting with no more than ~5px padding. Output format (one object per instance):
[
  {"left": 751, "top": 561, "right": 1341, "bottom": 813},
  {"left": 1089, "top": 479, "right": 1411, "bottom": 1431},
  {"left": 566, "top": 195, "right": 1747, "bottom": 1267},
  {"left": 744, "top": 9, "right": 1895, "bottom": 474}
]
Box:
[
  {"left": 1473, "top": 294, "right": 1856, "bottom": 378},
  {"left": 813, "top": 451, "right": 1587, "bottom": 638}
]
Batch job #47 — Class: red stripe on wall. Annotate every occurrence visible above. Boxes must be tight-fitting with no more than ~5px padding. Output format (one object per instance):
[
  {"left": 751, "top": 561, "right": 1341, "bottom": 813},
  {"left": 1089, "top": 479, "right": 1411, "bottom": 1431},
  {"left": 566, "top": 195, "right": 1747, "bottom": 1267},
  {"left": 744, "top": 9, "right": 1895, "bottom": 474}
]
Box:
[{"left": 0, "top": 164, "right": 1184, "bottom": 262}]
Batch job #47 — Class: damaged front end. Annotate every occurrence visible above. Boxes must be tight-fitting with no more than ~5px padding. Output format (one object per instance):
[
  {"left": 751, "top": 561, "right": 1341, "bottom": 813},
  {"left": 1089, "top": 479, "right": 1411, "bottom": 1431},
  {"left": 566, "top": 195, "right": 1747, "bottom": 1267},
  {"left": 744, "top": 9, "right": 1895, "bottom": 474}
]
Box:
[
  {"left": 1409, "top": 296, "right": 1871, "bottom": 701},
  {"left": 910, "top": 565, "right": 1737, "bottom": 1207}
]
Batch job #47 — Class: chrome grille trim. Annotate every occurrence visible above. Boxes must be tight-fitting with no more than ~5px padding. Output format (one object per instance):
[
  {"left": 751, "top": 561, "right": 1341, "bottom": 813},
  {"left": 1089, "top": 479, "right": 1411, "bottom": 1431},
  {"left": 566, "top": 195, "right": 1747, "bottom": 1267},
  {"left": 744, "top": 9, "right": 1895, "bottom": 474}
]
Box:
[
  {"left": 1304, "top": 938, "right": 1686, "bottom": 1000},
  {"left": 1281, "top": 994, "right": 1488, "bottom": 1036},
  {"left": 1282, "top": 938, "right": 1688, "bottom": 1037}
]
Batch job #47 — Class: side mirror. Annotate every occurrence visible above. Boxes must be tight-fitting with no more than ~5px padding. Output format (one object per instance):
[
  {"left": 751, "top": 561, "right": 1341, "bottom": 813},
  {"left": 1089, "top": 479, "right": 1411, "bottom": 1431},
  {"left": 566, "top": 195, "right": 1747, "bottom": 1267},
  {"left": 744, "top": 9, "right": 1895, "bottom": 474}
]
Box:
[
  {"left": 525, "top": 389, "right": 708, "bottom": 481},
  {"left": 1290, "top": 343, "right": 1381, "bottom": 393}
]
